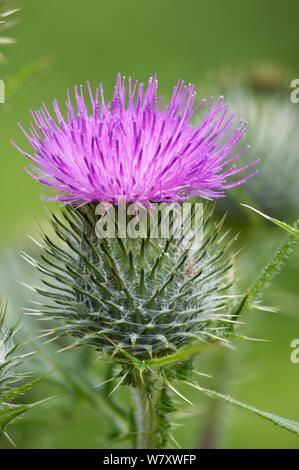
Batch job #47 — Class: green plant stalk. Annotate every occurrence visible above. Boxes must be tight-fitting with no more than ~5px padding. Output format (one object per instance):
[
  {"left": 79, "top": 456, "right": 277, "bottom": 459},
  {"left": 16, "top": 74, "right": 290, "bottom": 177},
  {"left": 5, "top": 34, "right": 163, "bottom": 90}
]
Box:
[
  {"left": 132, "top": 373, "right": 159, "bottom": 449},
  {"left": 198, "top": 346, "right": 232, "bottom": 449}
]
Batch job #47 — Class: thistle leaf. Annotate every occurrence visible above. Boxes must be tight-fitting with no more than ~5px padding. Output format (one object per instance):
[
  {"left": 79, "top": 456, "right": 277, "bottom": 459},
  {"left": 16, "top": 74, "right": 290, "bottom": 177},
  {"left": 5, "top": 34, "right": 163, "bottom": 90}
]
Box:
[
  {"left": 0, "top": 404, "right": 34, "bottom": 432},
  {"left": 241, "top": 204, "right": 299, "bottom": 237},
  {"left": 233, "top": 225, "right": 299, "bottom": 317},
  {"left": 0, "top": 298, "right": 44, "bottom": 436},
  {"left": 185, "top": 383, "right": 299, "bottom": 437}
]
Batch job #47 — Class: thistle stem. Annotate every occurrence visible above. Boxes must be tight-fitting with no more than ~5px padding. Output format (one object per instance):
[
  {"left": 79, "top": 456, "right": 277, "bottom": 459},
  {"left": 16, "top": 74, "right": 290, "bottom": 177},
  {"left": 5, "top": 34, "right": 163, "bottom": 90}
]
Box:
[{"left": 133, "top": 375, "right": 158, "bottom": 449}]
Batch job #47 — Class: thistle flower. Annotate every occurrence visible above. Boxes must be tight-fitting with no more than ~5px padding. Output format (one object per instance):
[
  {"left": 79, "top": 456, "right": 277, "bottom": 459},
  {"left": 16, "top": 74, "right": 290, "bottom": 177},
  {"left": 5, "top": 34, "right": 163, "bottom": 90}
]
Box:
[
  {"left": 13, "top": 74, "right": 258, "bottom": 205},
  {"left": 11, "top": 75, "right": 299, "bottom": 449},
  {"left": 13, "top": 75, "right": 259, "bottom": 448},
  {"left": 12, "top": 75, "right": 256, "bottom": 449}
]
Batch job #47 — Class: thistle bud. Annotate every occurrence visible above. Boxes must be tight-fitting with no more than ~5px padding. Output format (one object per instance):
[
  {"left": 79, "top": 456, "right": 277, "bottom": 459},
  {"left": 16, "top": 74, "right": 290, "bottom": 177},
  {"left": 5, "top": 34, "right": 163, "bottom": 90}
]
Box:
[{"left": 31, "top": 201, "right": 235, "bottom": 359}]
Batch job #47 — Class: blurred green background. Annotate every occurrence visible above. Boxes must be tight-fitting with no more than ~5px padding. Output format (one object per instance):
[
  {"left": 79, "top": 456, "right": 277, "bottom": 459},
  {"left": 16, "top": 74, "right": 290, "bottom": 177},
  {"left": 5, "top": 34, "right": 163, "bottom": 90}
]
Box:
[{"left": 1, "top": 0, "right": 299, "bottom": 449}]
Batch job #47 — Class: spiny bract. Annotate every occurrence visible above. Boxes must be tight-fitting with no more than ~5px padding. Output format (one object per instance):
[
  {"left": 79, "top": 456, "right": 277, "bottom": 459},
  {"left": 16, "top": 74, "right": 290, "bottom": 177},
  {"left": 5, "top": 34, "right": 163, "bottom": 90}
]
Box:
[
  {"left": 0, "top": 300, "right": 40, "bottom": 435},
  {"left": 28, "top": 202, "right": 236, "bottom": 359}
]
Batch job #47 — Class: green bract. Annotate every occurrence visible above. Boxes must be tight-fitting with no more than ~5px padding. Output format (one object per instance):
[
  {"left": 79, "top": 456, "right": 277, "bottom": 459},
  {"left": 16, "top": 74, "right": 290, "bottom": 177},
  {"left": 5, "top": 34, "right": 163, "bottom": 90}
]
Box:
[{"left": 28, "top": 202, "right": 236, "bottom": 360}]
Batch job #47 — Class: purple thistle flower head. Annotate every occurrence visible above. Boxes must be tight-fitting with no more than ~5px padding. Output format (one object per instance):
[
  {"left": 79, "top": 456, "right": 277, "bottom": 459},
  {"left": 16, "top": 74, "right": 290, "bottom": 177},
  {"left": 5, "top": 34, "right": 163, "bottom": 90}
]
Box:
[{"left": 12, "top": 74, "right": 258, "bottom": 206}]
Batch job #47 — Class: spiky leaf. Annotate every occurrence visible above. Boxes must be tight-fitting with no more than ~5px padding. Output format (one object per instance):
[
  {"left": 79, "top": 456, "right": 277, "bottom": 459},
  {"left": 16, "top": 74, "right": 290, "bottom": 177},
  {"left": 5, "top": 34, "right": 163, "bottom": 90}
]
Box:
[
  {"left": 185, "top": 383, "right": 299, "bottom": 437},
  {"left": 0, "top": 299, "right": 43, "bottom": 435}
]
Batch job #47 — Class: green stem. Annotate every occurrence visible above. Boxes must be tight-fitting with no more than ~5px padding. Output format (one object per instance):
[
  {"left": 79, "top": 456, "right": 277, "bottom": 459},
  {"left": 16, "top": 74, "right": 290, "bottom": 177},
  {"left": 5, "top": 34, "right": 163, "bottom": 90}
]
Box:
[
  {"left": 199, "top": 347, "right": 230, "bottom": 448},
  {"left": 132, "top": 375, "right": 158, "bottom": 449}
]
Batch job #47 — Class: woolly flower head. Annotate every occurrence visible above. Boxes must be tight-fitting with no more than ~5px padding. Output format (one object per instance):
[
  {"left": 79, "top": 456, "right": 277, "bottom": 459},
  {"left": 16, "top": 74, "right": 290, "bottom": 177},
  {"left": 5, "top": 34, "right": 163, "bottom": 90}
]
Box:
[
  {"left": 223, "top": 87, "right": 299, "bottom": 216},
  {"left": 13, "top": 74, "right": 258, "bottom": 205}
]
